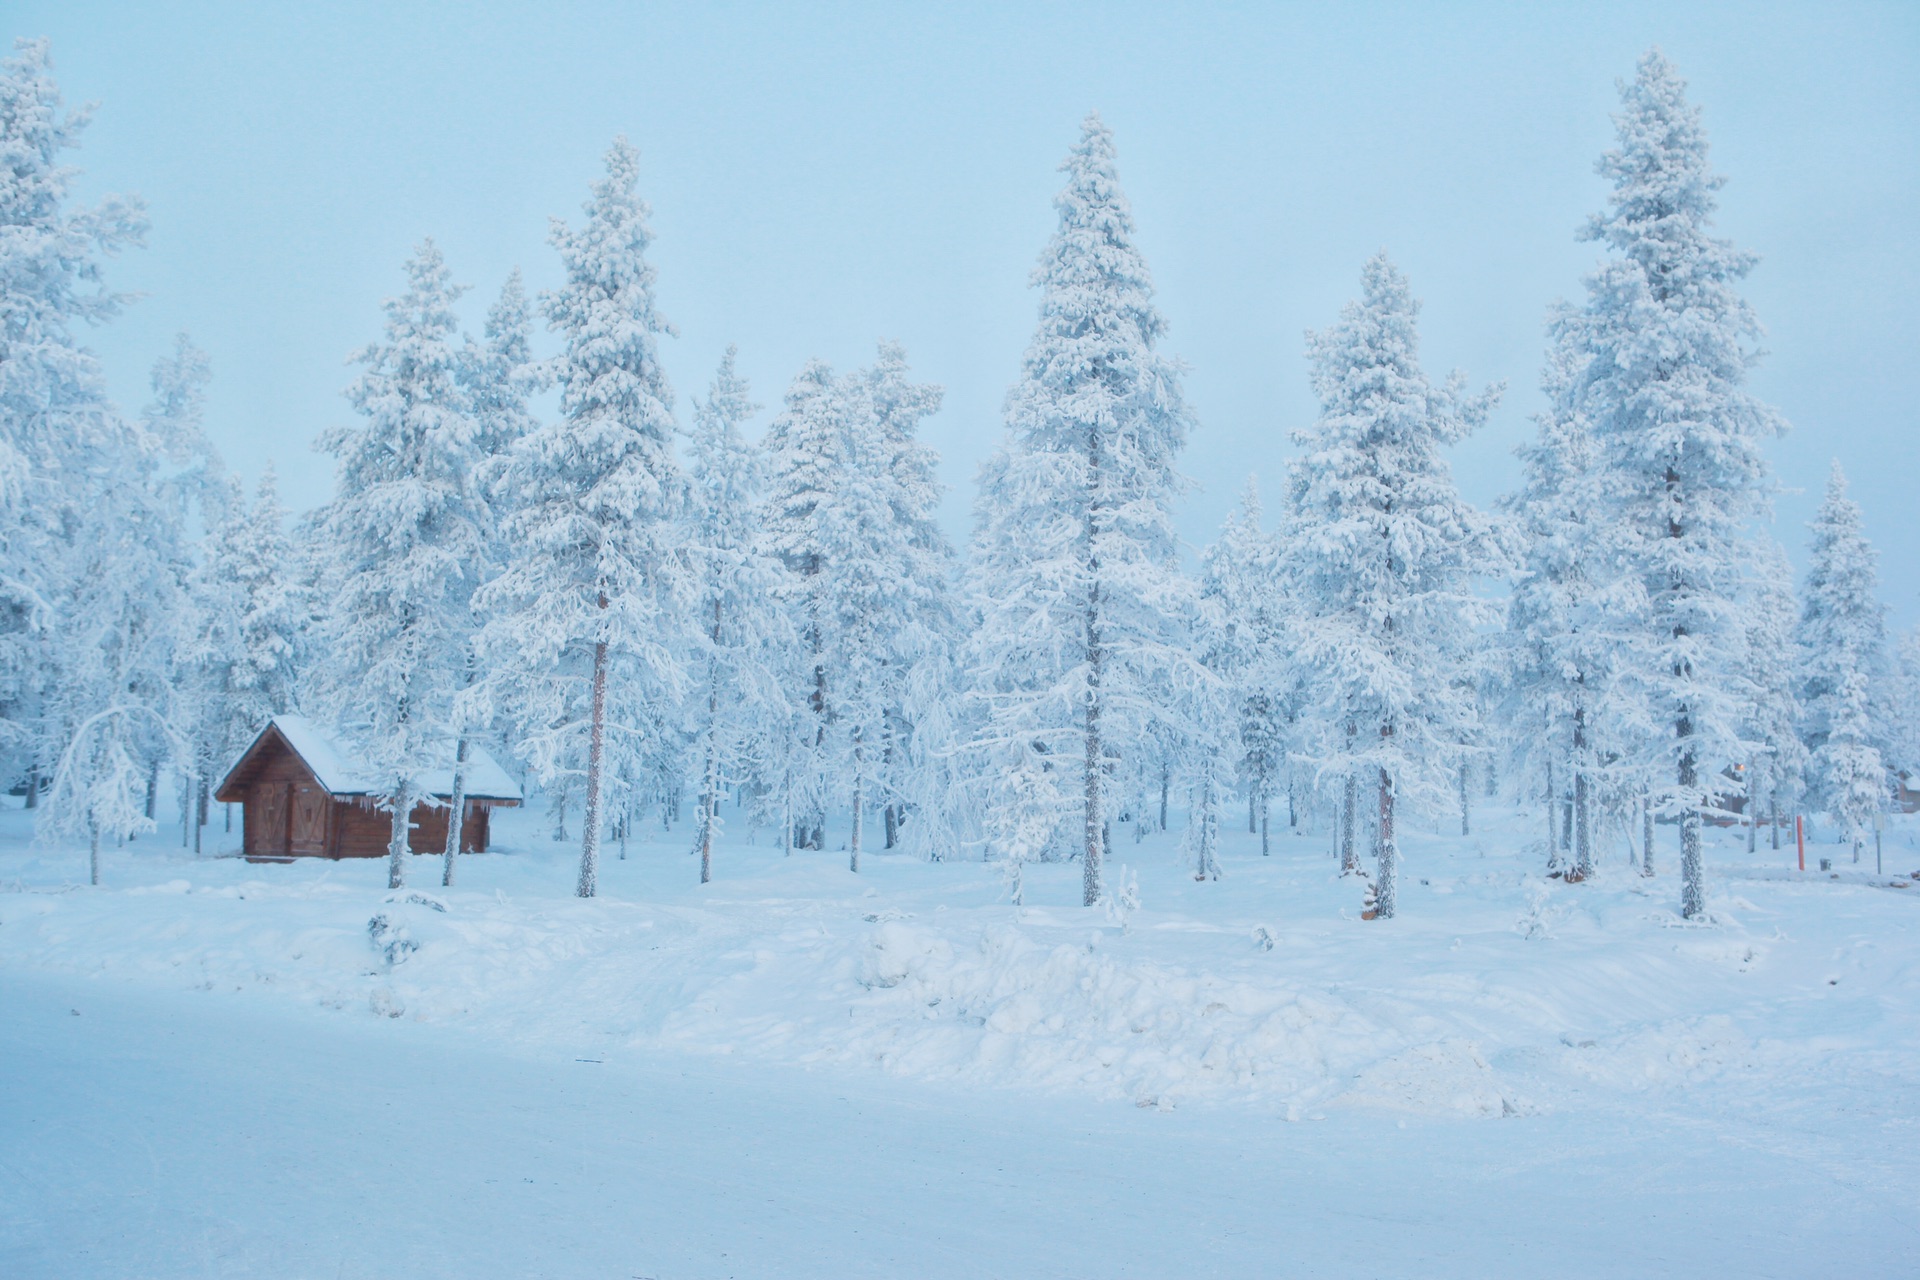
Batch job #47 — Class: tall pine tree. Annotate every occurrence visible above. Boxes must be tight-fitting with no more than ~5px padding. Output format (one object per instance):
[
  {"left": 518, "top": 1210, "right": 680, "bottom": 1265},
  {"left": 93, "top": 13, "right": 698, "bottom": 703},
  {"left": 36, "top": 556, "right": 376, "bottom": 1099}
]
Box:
[
  {"left": 1796, "top": 462, "right": 1887, "bottom": 860},
  {"left": 1567, "top": 50, "right": 1784, "bottom": 918},
  {"left": 310, "top": 240, "right": 487, "bottom": 889},
  {"left": 473, "top": 138, "right": 692, "bottom": 898},
  {"left": 965, "top": 114, "right": 1198, "bottom": 905},
  {"left": 1283, "top": 254, "right": 1502, "bottom": 920},
  {"left": 684, "top": 346, "right": 788, "bottom": 882}
]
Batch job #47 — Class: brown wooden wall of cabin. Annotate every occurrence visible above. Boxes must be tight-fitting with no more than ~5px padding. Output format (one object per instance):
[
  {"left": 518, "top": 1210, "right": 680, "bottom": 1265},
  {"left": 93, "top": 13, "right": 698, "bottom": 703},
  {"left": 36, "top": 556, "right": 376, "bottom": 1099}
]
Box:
[{"left": 244, "top": 786, "right": 496, "bottom": 858}]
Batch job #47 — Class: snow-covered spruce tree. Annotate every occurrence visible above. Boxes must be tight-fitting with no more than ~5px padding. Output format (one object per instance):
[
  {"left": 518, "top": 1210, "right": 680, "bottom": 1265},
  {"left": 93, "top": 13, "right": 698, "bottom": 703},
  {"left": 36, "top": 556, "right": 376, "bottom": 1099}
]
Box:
[
  {"left": 859, "top": 343, "right": 960, "bottom": 860},
  {"left": 472, "top": 138, "right": 692, "bottom": 898},
  {"left": 1283, "top": 254, "right": 1503, "bottom": 921},
  {"left": 40, "top": 341, "right": 213, "bottom": 880},
  {"left": 1795, "top": 462, "right": 1887, "bottom": 860},
  {"left": 0, "top": 37, "right": 148, "bottom": 808},
  {"left": 684, "top": 346, "right": 789, "bottom": 883},
  {"left": 1887, "top": 627, "right": 1920, "bottom": 793},
  {"left": 144, "top": 333, "right": 230, "bottom": 532},
  {"left": 815, "top": 370, "right": 904, "bottom": 874},
  {"left": 180, "top": 466, "right": 300, "bottom": 848},
  {"left": 965, "top": 113, "right": 1200, "bottom": 905},
  {"left": 1199, "top": 479, "right": 1287, "bottom": 855},
  {"left": 436, "top": 270, "right": 536, "bottom": 884},
  {"left": 310, "top": 240, "right": 488, "bottom": 891},
  {"left": 1186, "top": 580, "right": 1241, "bottom": 881},
  {"left": 137, "top": 335, "right": 235, "bottom": 844},
  {"left": 758, "top": 348, "right": 950, "bottom": 871},
  {"left": 1499, "top": 328, "right": 1647, "bottom": 881},
  {"left": 1566, "top": 50, "right": 1786, "bottom": 918},
  {"left": 759, "top": 359, "right": 844, "bottom": 851},
  {"left": 1739, "top": 538, "right": 1805, "bottom": 852}
]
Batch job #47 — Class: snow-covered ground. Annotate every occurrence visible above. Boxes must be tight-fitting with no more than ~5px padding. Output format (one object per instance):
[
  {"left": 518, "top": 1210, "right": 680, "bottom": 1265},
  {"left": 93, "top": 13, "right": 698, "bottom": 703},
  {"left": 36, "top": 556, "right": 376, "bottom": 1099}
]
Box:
[{"left": 4, "top": 800, "right": 1919, "bottom": 1277}]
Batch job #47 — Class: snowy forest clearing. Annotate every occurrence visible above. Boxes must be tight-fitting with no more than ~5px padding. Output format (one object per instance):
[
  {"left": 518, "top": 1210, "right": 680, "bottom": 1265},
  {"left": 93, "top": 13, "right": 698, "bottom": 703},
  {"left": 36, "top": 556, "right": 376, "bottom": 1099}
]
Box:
[{"left": 4, "top": 800, "right": 1918, "bottom": 1275}]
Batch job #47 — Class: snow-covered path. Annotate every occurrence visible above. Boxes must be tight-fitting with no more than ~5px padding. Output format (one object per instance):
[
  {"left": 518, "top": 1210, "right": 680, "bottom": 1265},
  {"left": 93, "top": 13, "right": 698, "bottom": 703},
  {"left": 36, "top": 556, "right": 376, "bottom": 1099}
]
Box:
[{"left": 2, "top": 965, "right": 1910, "bottom": 1278}]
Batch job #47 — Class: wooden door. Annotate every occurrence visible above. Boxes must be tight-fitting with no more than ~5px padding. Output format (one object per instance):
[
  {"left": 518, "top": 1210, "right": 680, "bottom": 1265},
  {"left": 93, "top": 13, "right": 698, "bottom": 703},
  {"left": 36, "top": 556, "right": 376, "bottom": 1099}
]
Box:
[
  {"left": 290, "top": 784, "right": 329, "bottom": 856},
  {"left": 253, "top": 784, "right": 291, "bottom": 855}
]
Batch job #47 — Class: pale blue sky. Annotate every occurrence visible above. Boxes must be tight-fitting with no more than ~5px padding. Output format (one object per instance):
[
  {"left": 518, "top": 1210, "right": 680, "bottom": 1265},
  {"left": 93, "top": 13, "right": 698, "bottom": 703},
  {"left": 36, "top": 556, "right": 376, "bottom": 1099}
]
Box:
[{"left": 24, "top": 1, "right": 1920, "bottom": 621}]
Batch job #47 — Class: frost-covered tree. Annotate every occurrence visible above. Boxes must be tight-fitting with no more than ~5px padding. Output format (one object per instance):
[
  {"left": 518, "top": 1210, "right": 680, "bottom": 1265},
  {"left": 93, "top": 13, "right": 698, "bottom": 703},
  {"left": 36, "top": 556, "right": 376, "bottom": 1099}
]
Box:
[
  {"left": 758, "top": 347, "right": 950, "bottom": 871},
  {"left": 1199, "top": 479, "right": 1287, "bottom": 854},
  {"left": 143, "top": 333, "right": 229, "bottom": 533},
  {"left": 760, "top": 359, "right": 844, "bottom": 851},
  {"left": 39, "top": 339, "right": 214, "bottom": 881},
  {"left": 180, "top": 466, "right": 299, "bottom": 849},
  {"left": 1739, "top": 538, "right": 1804, "bottom": 851},
  {"left": 310, "top": 240, "right": 487, "bottom": 890},
  {"left": 436, "top": 269, "right": 537, "bottom": 882},
  {"left": 1566, "top": 50, "right": 1785, "bottom": 918},
  {"left": 1796, "top": 462, "right": 1886, "bottom": 860},
  {"left": 684, "top": 346, "right": 788, "bottom": 883},
  {"left": 1889, "top": 627, "right": 1920, "bottom": 789},
  {"left": 859, "top": 343, "right": 959, "bottom": 860},
  {"left": 814, "top": 375, "right": 901, "bottom": 873},
  {"left": 1283, "top": 254, "right": 1503, "bottom": 921},
  {"left": 0, "top": 38, "right": 148, "bottom": 809},
  {"left": 1500, "top": 330, "right": 1645, "bottom": 880},
  {"left": 965, "top": 114, "right": 1200, "bottom": 905},
  {"left": 471, "top": 138, "right": 692, "bottom": 898}
]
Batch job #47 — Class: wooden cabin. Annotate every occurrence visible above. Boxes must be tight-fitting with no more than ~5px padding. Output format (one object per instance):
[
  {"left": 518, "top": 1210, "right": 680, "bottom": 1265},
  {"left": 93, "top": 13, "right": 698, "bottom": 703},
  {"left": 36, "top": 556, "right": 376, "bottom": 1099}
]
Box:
[
  {"left": 214, "top": 715, "right": 522, "bottom": 861},
  {"left": 1896, "top": 772, "right": 1920, "bottom": 815}
]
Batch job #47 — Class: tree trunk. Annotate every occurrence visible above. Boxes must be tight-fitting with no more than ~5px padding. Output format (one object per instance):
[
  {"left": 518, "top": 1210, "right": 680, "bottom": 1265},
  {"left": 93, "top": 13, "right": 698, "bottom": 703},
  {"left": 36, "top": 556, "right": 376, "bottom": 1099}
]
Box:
[
  {"left": 1770, "top": 792, "right": 1780, "bottom": 852},
  {"left": 1545, "top": 758, "right": 1559, "bottom": 871},
  {"left": 23, "top": 765, "right": 37, "bottom": 810},
  {"left": 551, "top": 780, "right": 571, "bottom": 842},
  {"left": 699, "top": 645, "right": 720, "bottom": 884},
  {"left": 144, "top": 758, "right": 159, "bottom": 823},
  {"left": 1249, "top": 789, "right": 1257, "bottom": 835},
  {"left": 1261, "top": 790, "right": 1270, "bottom": 857},
  {"left": 1459, "top": 761, "right": 1471, "bottom": 837},
  {"left": 386, "top": 781, "right": 412, "bottom": 891},
  {"left": 1642, "top": 792, "right": 1655, "bottom": 876},
  {"left": 182, "top": 774, "right": 193, "bottom": 848},
  {"left": 1373, "top": 768, "right": 1397, "bottom": 919},
  {"left": 1082, "top": 587, "right": 1105, "bottom": 907},
  {"left": 849, "top": 739, "right": 864, "bottom": 875},
  {"left": 781, "top": 769, "right": 793, "bottom": 859},
  {"left": 578, "top": 637, "right": 610, "bottom": 899},
  {"left": 1340, "top": 774, "right": 1358, "bottom": 875},
  {"left": 1157, "top": 763, "right": 1169, "bottom": 834},
  {"left": 1573, "top": 770, "right": 1592, "bottom": 881},
  {"left": 1193, "top": 763, "right": 1219, "bottom": 882},
  {"left": 89, "top": 820, "right": 100, "bottom": 887},
  {"left": 1679, "top": 736, "right": 1704, "bottom": 918},
  {"left": 1747, "top": 765, "right": 1759, "bottom": 855},
  {"left": 194, "top": 776, "right": 206, "bottom": 857},
  {"left": 882, "top": 723, "right": 898, "bottom": 850},
  {"left": 442, "top": 737, "right": 469, "bottom": 888}
]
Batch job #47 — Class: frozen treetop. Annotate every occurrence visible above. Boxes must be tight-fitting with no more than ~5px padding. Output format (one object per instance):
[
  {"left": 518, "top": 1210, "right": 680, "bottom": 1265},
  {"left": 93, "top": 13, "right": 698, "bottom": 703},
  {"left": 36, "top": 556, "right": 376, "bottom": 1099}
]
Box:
[{"left": 229, "top": 715, "right": 522, "bottom": 803}]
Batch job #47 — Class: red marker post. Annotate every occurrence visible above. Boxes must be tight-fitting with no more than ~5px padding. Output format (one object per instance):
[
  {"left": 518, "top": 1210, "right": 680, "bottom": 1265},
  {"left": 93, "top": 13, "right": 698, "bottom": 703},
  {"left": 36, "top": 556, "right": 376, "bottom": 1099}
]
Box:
[{"left": 1796, "top": 814, "right": 1805, "bottom": 872}]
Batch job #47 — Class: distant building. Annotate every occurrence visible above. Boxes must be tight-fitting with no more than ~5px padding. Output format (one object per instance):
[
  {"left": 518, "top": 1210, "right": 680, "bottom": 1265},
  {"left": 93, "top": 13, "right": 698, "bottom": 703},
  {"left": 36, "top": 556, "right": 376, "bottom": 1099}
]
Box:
[
  {"left": 1895, "top": 772, "right": 1920, "bottom": 816},
  {"left": 214, "top": 715, "right": 521, "bottom": 861}
]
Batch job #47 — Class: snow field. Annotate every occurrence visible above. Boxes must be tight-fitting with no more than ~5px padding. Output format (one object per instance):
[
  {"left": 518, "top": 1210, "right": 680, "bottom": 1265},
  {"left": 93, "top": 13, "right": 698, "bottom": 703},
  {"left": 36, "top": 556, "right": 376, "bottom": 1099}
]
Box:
[{"left": 6, "top": 799, "right": 1918, "bottom": 1143}]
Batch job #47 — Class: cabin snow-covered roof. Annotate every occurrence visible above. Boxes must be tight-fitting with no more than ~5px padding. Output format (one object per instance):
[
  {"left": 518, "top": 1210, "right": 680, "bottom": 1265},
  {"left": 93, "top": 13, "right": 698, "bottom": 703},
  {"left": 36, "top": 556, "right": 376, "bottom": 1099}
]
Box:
[{"left": 223, "top": 715, "right": 522, "bottom": 803}]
